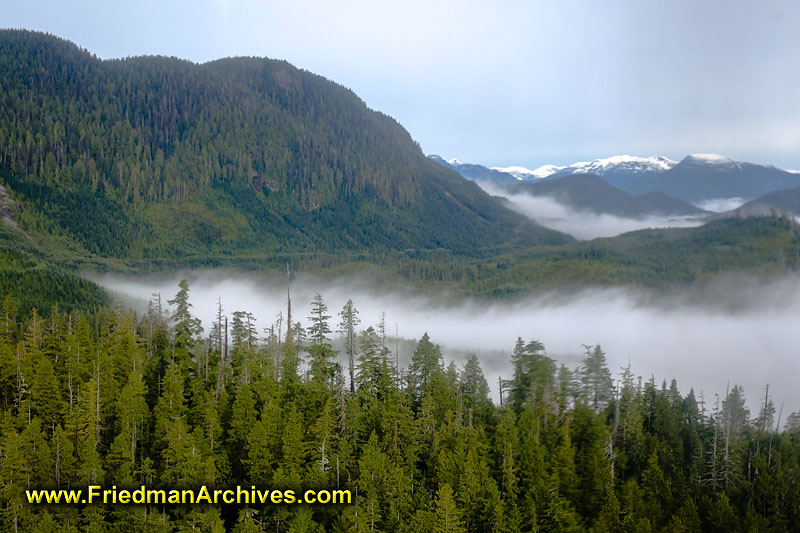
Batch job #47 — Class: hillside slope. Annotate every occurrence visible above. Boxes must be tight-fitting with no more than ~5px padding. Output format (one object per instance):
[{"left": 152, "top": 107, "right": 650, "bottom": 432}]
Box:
[
  {"left": 729, "top": 186, "right": 800, "bottom": 217},
  {"left": 466, "top": 216, "right": 800, "bottom": 295},
  {"left": 0, "top": 30, "right": 570, "bottom": 265}
]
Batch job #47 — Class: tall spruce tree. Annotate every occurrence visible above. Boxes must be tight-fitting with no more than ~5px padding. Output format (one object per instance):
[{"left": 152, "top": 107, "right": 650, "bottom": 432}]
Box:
[{"left": 337, "top": 300, "right": 360, "bottom": 393}]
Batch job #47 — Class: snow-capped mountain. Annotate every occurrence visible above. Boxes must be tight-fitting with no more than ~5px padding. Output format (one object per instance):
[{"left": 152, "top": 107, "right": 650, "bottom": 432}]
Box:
[
  {"left": 492, "top": 164, "right": 563, "bottom": 180},
  {"left": 675, "top": 153, "right": 746, "bottom": 171},
  {"left": 626, "top": 155, "right": 800, "bottom": 202},
  {"left": 432, "top": 154, "right": 679, "bottom": 184},
  {"left": 493, "top": 155, "right": 677, "bottom": 181},
  {"left": 430, "top": 153, "right": 800, "bottom": 203}
]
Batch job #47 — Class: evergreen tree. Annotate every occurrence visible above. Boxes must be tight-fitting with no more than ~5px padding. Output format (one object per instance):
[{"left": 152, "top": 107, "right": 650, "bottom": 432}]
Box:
[
  {"left": 432, "top": 483, "right": 466, "bottom": 533},
  {"left": 459, "top": 353, "right": 492, "bottom": 422},
  {"left": 508, "top": 338, "right": 555, "bottom": 412},
  {"left": 167, "top": 279, "right": 203, "bottom": 369},
  {"left": 0, "top": 284, "right": 797, "bottom": 530},
  {"left": 407, "top": 332, "right": 442, "bottom": 403},
  {"left": 578, "top": 344, "right": 613, "bottom": 411},
  {"left": 307, "top": 294, "right": 337, "bottom": 385},
  {"left": 337, "top": 300, "right": 360, "bottom": 393}
]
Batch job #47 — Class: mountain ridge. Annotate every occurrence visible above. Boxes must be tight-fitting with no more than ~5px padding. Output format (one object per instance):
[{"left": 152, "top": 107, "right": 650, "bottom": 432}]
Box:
[
  {"left": 717, "top": 185, "right": 800, "bottom": 218},
  {"left": 2, "top": 30, "right": 800, "bottom": 319},
  {"left": 0, "top": 29, "right": 572, "bottom": 264},
  {"left": 432, "top": 153, "right": 800, "bottom": 204}
]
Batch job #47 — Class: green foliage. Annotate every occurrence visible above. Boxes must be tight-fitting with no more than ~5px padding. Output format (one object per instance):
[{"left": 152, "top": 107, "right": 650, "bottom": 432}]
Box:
[
  {"left": 467, "top": 216, "right": 800, "bottom": 296},
  {"left": 3, "top": 28, "right": 800, "bottom": 533},
  {"left": 0, "top": 29, "right": 568, "bottom": 265},
  {"left": 0, "top": 224, "right": 108, "bottom": 318},
  {"left": 0, "top": 283, "right": 798, "bottom": 531}
]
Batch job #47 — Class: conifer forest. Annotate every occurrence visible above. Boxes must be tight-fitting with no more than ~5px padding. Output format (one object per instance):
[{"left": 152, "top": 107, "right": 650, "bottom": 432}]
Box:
[
  {"left": 1, "top": 26, "right": 800, "bottom": 533},
  {"left": 1, "top": 281, "right": 798, "bottom": 532}
]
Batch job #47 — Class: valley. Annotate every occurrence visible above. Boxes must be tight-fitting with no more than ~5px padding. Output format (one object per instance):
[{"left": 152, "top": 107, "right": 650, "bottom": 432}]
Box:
[{"left": 1, "top": 24, "right": 800, "bottom": 532}]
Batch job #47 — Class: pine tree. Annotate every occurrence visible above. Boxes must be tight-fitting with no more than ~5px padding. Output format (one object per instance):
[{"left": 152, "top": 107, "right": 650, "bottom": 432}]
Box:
[
  {"left": 107, "top": 365, "right": 148, "bottom": 484},
  {"left": 459, "top": 353, "right": 491, "bottom": 415},
  {"left": 167, "top": 279, "right": 203, "bottom": 369},
  {"left": 578, "top": 345, "right": 613, "bottom": 411},
  {"left": 308, "top": 293, "right": 332, "bottom": 345},
  {"left": 231, "top": 311, "right": 257, "bottom": 351},
  {"left": 307, "top": 294, "right": 336, "bottom": 385},
  {"left": 508, "top": 338, "right": 555, "bottom": 412},
  {"left": 785, "top": 410, "right": 800, "bottom": 433},
  {"left": 337, "top": 300, "right": 359, "bottom": 393},
  {"left": 355, "top": 326, "right": 382, "bottom": 396},
  {"left": 754, "top": 385, "right": 776, "bottom": 433},
  {"left": 407, "top": 332, "right": 442, "bottom": 403},
  {"left": 432, "top": 483, "right": 466, "bottom": 533},
  {"left": 245, "top": 400, "right": 282, "bottom": 484}
]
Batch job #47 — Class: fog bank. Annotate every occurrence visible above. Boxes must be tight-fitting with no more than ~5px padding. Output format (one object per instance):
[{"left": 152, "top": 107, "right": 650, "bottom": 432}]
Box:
[
  {"left": 478, "top": 182, "right": 704, "bottom": 239},
  {"left": 93, "top": 270, "right": 800, "bottom": 418},
  {"left": 695, "top": 197, "right": 746, "bottom": 213}
]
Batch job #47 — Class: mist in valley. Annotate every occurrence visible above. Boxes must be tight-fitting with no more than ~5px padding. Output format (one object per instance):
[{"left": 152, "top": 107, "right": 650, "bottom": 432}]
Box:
[
  {"left": 92, "top": 270, "right": 800, "bottom": 421},
  {"left": 479, "top": 181, "right": 706, "bottom": 239},
  {"left": 695, "top": 197, "right": 747, "bottom": 213}
]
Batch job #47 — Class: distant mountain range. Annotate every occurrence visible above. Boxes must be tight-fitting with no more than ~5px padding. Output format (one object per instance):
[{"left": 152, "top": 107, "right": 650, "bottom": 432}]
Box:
[
  {"left": 431, "top": 154, "right": 800, "bottom": 204},
  {"left": 495, "top": 174, "right": 708, "bottom": 218},
  {"left": 428, "top": 156, "right": 521, "bottom": 184},
  {"left": 496, "top": 155, "right": 678, "bottom": 182}
]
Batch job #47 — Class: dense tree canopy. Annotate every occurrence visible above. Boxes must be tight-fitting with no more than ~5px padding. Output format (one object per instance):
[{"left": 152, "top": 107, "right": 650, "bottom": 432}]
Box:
[
  {"left": 0, "top": 30, "right": 567, "bottom": 262},
  {"left": 0, "top": 282, "right": 797, "bottom": 531}
]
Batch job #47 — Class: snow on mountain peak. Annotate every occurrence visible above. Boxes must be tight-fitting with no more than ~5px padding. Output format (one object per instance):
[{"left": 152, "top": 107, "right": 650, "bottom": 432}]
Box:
[
  {"left": 528, "top": 164, "right": 566, "bottom": 179},
  {"left": 491, "top": 155, "right": 678, "bottom": 181},
  {"left": 446, "top": 157, "right": 462, "bottom": 166},
  {"left": 682, "top": 154, "right": 743, "bottom": 171},
  {"left": 569, "top": 155, "right": 677, "bottom": 175},
  {"left": 685, "top": 153, "right": 733, "bottom": 163},
  {"left": 491, "top": 164, "right": 563, "bottom": 180}
]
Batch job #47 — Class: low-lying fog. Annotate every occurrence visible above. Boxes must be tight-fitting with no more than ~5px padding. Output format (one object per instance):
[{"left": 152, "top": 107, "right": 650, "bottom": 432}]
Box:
[
  {"left": 695, "top": 197, "right": 746, "bottom": 213},
  {"left": 478, "top": 182, "right": 749, "bottom": 239},
  {"left": 93, "top": 270, "right": 800, "bottom": 421}
]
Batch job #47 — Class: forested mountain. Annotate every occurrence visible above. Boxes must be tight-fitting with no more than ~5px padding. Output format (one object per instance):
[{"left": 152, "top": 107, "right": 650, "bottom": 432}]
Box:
[
  {"left": 0, "top": 30, "right": 569, "bottom": 263},
  {"left": 0, "top": 198, "right": 108, "bottom": 316},
  {"left": 2, "top": 29, "right": 800, "bottom": 533},
  {"left": 1, "top": 283, "right": 798, "bottom": 531},
  {"left": 2, "top": 32, "right": 800, "bottom": 322},
  {"left": 497, "top": 174, "right": 708, "bottom": 218},
  {"left": 465, "top": 216, "right": 800, "bottom": 296}
]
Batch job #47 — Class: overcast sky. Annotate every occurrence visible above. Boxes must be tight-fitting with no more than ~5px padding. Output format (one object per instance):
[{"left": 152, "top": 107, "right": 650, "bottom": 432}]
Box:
[{"left": 4, "top": 0, "right": 799, "bottom": 170}]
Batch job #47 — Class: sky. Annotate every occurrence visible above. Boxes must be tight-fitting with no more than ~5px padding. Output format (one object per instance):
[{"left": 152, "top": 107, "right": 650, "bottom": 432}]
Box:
[{"left": 4, "top": 0, "right": 800, "bottom": 170}]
